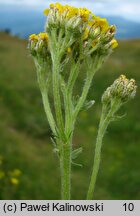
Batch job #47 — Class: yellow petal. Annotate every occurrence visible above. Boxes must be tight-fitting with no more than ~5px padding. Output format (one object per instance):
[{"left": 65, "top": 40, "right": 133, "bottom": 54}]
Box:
[
  {"left": 44, "top": 8, "right": 50, "bottom": 16},
  {"left": 29, "top": 34, "right": 38, "bottom": 41},
  {"left": 111, "top": 39, "right": 118, "bottom": 49}
]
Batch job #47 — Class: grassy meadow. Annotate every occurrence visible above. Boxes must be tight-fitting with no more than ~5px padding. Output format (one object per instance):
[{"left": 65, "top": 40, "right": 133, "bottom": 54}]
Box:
[{"left": 0, "top": 32, "right": 140, "bottom": 199}]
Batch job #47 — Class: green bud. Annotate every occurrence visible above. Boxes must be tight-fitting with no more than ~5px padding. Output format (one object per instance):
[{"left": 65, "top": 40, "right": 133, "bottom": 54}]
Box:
[
  {"left": 89, "top": 26, "right": 101, "bottom": 39},
  {"left": 66, "top": 16, "right": 83, "bottom": 36},
  {"left": 101, "top": 86, "right": 112, "bottom": 104},
  {"left": 102, "top": 75, "right": 137, "bottom": 105},
  {"left": 28, "top": 33, "right": 49, "bottom": 59},
  {"left": 29, "top": 40, "right": 37, "bottom": 56},
  {"left": 46, "top": 9, "right": 59, "bottom": 30},
  {"left": 104, "top": 25, "right": 116, "bottom": 42}
]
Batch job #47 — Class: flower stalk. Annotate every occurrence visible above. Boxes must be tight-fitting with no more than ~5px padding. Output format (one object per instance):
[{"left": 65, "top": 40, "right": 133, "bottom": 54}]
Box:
[{"left": 87, "top": 75, "right": 137, "bottom": 199}]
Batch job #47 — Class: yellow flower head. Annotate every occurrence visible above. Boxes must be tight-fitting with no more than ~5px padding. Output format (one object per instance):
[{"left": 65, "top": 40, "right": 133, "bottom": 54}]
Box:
[
  {"left": 50, "top": 3, "right": 55, "bottom": 9},
  {"left": 111, "top": 39, "right": 118, "bottom": 49},
  {"left": 44, "top": 3, "right": 91, "bottom": 22},
  {"left": 44, "top": 8, "right": 50, "bottom": 16},
  {"left": 66, "top": 7, "right": 78, "bottom": 19},
  {"left": 29, "top": 34, "right": 38, "bottom": 41},
  {"left": 119, "top": 75, "right": 127, "bottom": 80},
  {"left": 38, "top": 33, "right": 49, "bottom": 41},
  {"left": 94, "top": 17, "right": 109, "bottom": 32},
  {"left": 10, "top": 177, "right": 19, "bottom": 185},
  {"left": 79, "top": 8, "right": 91, "bottom": 22},
  {"left": 88, "top": 20, "right": 95, "bottom": 27},
  {"left": 44, "top": 3, "right": 66, "bottom": 16},
  {"left": 53, "top": 2, "right": 65, "bottom": 14}
]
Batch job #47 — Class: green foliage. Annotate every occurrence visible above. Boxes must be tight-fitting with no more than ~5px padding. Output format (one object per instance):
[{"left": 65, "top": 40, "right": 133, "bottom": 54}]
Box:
[{"left": 0, "top": 32, "right": 140, "bottom": 199}]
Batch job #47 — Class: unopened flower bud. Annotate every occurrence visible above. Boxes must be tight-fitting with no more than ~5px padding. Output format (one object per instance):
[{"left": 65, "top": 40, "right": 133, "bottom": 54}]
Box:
[
  {"left": 28, "top": 34, "right": 38, "bottom": 56},
  {"left": 28, "top": 33, "right": 49, "bottom": 58},
  {"left": 66, "top": 16, "right": 82, "bottom": 34},
  {"left": 104, "top": 25, "right": 116, "bottom": 43},
  {"left": 89, "top": 26, "right": 101, "bottom": 39},
  {"left": 46, "top": 9, "right": 59, "bottom": 30},
  {"left": 102, "top": 75, "right": 137, "bottom": 105},
  {"left": 101, "top": 86, "right": 111, "bottom": 104},
  {"left": 108, "top": 25, "right": 116, "bottom": 34}
]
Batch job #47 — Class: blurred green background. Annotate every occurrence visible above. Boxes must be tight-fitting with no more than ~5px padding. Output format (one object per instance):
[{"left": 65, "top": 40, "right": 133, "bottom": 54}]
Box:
[{"left": 0, "top": 31, "right": 139, "bottom": 199}]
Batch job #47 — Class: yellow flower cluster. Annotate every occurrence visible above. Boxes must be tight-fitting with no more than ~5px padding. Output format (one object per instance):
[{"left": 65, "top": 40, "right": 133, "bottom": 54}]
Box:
[
  {"left": 94, "top": 17, "right": 109, "bottom": 33},
  {"left": 43, "top": 3, "right": 118, "bottom": 50},
  {"left": 44, "top": 2, "right": 91, "bottom": 22},
  {"left": 117, "top": 75, "right": 136, "bottom": 90},
  {"left": 29, "top": 33, "right": 49, "bottom": 42},
  {"left": 29, "top": 34, "right": 38, "bottom": 41},
  {"left": 38, "top": 33, "right": 49, "bottom": 41}
]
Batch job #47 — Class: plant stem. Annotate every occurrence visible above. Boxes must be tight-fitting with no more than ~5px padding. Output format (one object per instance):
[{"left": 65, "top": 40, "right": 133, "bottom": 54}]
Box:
[
  {"left": 86, "top": 100, "right": 120, "bottom": 199},
  {"left": 73, "top": 73, "right": 93, "bottom": 121},
  {"left": 35, "top": 60, "right": 57, "bottom": 135},
  {"left": 50, "top": 29, "right": 73, "bottom": 199},
  {"left": 73, "top": 56, "right": 102, "bottom": 122},
  {"left": 41, "top": 90, "right": 57, "bottom": 136},
  {"left": 52, "top": 55, "right": 64, "bottom": 138},
  {"left": 86, "top": 112, "right": 107, "bottom": 200},
  {"left": 59, "top": 138, "right": 72, "bottom": 200}
]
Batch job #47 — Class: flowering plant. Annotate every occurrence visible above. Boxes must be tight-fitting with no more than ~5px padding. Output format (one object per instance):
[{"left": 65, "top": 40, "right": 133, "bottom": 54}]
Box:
[{"left": 28, "top": 3, "right": 136, "bottom": 199}]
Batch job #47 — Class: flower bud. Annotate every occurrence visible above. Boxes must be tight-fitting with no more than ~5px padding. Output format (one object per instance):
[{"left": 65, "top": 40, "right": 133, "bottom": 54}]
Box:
[
  {"left": 28, "top": 34, "right": 38, "bottom": 56},
  {"left": 107, "top": 25, "right": 116, "bottom": 36},
  {"left": 102, "top": 75, "right": 137, "bottom": 105},
  {"left": 112, "top": 75, "right": 137, "bottom": 102},
  {"left": 101, "top": 86, "right": 112, "bottom": 104},
  {"left": 103, "top": 25, "right": 116, "bottom": 44},
  {"left": 46, "top": 9, "right": 59, "bottom": 30},
  {"left": 66, "top": 16, "right": 82, "bottom": 33},
  {"left": 89, "top": 26, "right": 101, "bottom": 39},
  {"left": 28, "top": 33, "right": 49, "bottom": 58}
]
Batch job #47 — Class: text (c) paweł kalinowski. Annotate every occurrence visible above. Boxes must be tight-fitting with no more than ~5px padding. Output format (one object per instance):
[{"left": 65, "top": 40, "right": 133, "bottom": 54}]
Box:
[{"left": 20, "top": 202, "right": 103, "bottom": 212}]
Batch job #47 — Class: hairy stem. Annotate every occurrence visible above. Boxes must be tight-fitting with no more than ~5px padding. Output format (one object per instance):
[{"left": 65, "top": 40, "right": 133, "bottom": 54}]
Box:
[
  {"left": 59, "top": 138, "right": 72, "bottom": 200},
  {"left": 41, "top": 90, "right": 57, "bottom": 136},
  {"left": 50, "top": 29, "right": 65, "bottom": 138},
  {"left": 35, "top": 60, "right": 57, "bottom": 135},
  {"left": 87, "top": 100, "right": 120, "bottom": 199},
  {"left": 73, "top": 56, "right": 102, "bottom": 122},
  {"left": 73, "top": 72, "right": 94, "bottom": 121},
  {"left": 52, "top": 56, "right": 64, "bottom": 136}
]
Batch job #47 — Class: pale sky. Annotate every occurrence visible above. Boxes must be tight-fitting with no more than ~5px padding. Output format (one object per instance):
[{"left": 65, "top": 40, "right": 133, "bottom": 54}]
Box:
[{"left": 1, "top": 0, "right": 140, "bottom": 23}]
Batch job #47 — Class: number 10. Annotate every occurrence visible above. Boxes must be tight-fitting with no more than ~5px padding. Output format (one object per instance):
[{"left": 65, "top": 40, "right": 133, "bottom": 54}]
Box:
[{"left": 123, "top": 203, "right": 134, "bottom": 211}]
